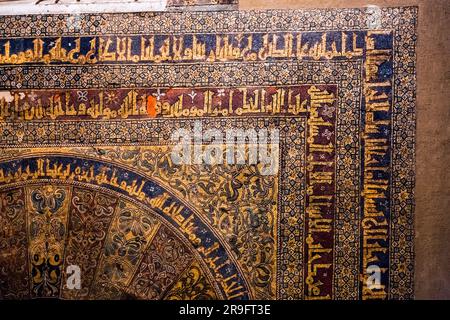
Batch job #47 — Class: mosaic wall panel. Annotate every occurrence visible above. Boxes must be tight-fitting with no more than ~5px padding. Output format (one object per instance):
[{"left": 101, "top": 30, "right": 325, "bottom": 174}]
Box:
[{"left": 0, "top": 8, "right": 416, "bottom": 300}]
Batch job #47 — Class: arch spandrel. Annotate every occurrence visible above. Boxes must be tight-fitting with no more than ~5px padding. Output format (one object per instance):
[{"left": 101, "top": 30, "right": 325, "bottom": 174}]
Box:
[{"left": 0, "top": 154, "right": 253, "bottom": 300}]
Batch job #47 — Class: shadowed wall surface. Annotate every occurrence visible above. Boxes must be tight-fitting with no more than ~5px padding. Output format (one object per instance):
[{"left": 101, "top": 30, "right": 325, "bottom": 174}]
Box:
[{"left": 240, "top": 0, "right": 450, "bottom": 300}]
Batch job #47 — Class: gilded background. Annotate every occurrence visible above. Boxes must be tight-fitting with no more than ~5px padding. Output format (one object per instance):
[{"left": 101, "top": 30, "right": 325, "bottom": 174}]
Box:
[{"left": 0, "top": 0, "right": 446, "bottom": 295}]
